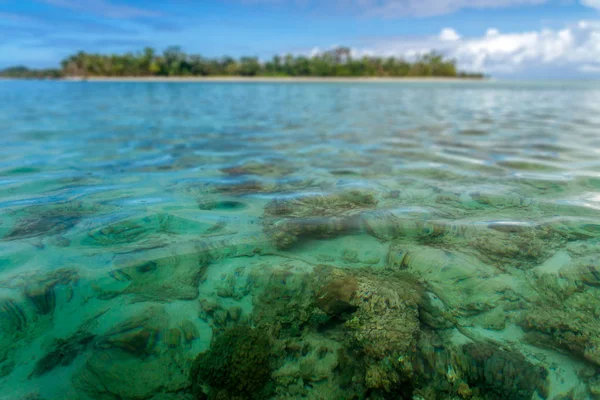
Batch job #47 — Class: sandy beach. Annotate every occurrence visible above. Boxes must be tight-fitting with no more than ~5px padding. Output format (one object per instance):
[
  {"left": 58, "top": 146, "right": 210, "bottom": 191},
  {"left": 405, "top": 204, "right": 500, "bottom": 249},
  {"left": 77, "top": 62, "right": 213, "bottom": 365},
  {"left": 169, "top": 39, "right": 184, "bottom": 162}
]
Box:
[{"left": 61, "top": 76, "right": 489, "bottom": 83}]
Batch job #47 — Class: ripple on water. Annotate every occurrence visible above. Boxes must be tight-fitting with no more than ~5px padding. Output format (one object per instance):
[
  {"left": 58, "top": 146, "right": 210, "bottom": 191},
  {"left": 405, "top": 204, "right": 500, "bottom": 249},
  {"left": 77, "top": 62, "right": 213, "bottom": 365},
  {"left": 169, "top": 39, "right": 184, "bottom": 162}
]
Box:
[{"left": 1, "top": 81, "right": 600, "bottom": 399}]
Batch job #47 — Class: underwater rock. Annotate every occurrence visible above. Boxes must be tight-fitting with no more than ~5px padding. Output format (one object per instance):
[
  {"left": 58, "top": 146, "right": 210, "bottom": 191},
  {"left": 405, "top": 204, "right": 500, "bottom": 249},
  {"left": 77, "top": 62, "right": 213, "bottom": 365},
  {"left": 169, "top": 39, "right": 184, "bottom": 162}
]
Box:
[
  {"left": 24, "top": 283, "right": 56, "bottom": 316},
  {"left": 469, "top": 191, "right": 533, "bottom": 209},
  {"left": 391, "top": 244, "right": 528, "bottom": 321},
  {"left": 178, "top": 320, "right": 200, "bottom": 345},
  {"left": 264, "top": 190, "right": 377, "bottom": 218},
  {"left": 359, "top": 208, "right": 438, "bottom": 242},
  {"left": 520, "top": 307, "right": 600, "bottom": 366},
  {"left": 249, "top": 262, "right": 424, "bottom": 396},
  {"left": 85, "top": 213, "right": 214, "bottom": 251},
  {"left": 336, "top": 268, "right": 422, "bottom": 392},
  {"left": 386, "top": 243, "right": 411, "bottom": 271},
  {"left": 0, "top": 298, "right": 28, "bottom": 333},
  {"left": 270, "top": 334, "right": 352, "bottom": 399},
  {"left": 165, "top": 328, "right": 182, "bottom": 349},
  {"left": 220, "top": 179, "right": 268, "bottom": 195},
  {"left": 30, "top": 333, "right": 95, "bottom": 378},
  {"left": 99, "top": 316, "right": 161, "bottom": 357},
  {"left": 468, "top": 224, "right": 558, "bottom": 268},
  {"left": 73, "top": 348, "right": 191, "bottom": 400},
  {"left": 197, "top": 199, "right": 247, "bottom": 211},
  {"left": 3, "top": 215, "right": 80, "bottom": 241},
  {"left": 19, "top": 268, "right": 78, "bottom": 316},
  {"left": 413, "top": 332, "right": 549, "bottom": 399},
  {"left": 316, "top": 275, "right": 358, "bottom": 317},
  {"left": 220, "top": 160, "right": 294, "bottom": 177},
  {"left": 149, "top": 394, "right": 194, "bottom": 400},
  {"left": 459, "top": 343, "right": 549, "bottom": 400},
  {"left": 262, "top": 190, "right": 378, "bottom": 249},
  {"left": 227, "top": 306, "right": 242, "bottom": 322},
  {"left": 72, "top": 307, "right": 193, "bottom": 399},
  {"left": 0, "top": 358, "right": 15, "bottom": 378},
  {"left": 190, "top": 326, "right": 272, "bottom": 400},
  {"left": 565, "top": 257, "right": 600, "bottom": 287},
  {"left": 588, "top": 375, "right": 600, "bottom": 398},
  {"left": 249, "top": 265, "right": 320, "bottom": 338},
  {"left": 99, "top": 252, "right": 207, "bottom": 301},
  {"left": 86, "top": 218, "right": 150, "bottom": 246},
  {"left": 2, "top": 201, "right": 98, "bottom": 241}
]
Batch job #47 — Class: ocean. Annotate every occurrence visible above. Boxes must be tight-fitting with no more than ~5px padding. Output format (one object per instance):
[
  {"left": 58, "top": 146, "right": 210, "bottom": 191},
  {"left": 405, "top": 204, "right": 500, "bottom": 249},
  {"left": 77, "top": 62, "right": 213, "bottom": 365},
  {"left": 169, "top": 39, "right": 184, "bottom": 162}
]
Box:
[{"left": 1, "top": 80, "right": 600, "bottom": 399}]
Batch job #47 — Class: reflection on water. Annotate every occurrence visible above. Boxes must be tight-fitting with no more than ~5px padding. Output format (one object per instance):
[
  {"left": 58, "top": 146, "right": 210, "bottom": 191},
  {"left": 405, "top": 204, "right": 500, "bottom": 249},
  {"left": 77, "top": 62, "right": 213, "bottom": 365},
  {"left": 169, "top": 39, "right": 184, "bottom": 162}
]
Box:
[{"left": 1, "top": 80, "right": 600, "bottom": 399}]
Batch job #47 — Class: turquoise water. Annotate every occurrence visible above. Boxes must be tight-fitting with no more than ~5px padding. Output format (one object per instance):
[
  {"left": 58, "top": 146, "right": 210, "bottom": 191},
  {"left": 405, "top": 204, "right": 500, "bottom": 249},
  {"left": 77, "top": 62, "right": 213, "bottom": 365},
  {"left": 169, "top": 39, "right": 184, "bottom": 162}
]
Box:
[{"left": 2, "top": 80, "right": 600, "bottom": 399}]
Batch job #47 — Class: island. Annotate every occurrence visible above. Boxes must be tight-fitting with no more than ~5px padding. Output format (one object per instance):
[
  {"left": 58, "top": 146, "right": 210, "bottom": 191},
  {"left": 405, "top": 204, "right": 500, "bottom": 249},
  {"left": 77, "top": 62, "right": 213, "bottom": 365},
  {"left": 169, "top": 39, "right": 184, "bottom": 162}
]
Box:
[{"left": 0, "top": 46, "right": 485, "bottom": 80}]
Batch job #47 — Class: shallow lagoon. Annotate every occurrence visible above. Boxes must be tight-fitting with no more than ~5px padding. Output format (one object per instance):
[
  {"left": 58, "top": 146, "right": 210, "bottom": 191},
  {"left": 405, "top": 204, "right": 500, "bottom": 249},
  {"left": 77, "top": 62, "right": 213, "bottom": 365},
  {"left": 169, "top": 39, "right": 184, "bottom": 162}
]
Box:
[{"left": 2, "top": 80, "right": 600, "bottom": 399}]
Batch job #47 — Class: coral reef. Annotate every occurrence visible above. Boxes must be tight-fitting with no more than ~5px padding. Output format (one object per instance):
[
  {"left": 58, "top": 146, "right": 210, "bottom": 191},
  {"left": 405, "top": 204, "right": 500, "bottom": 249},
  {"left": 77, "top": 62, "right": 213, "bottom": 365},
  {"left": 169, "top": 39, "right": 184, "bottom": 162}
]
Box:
[
  {"left": 458, "top": 343, "right": 549, "bottom": 400},
  {"left": 190, "top": 326, "right": 272, "bottom": 400},
  {"left": 315, "top": 266, "right": 422, "bottom": 393},
  {"left": 413, "top": 331, "right": 550, "bottom": 400},
  {"left": 520, "top": 306, "right": 600, "bottom": 366},
  {"left": 262, "top": 190, "right": 378, "bottom": 249}
]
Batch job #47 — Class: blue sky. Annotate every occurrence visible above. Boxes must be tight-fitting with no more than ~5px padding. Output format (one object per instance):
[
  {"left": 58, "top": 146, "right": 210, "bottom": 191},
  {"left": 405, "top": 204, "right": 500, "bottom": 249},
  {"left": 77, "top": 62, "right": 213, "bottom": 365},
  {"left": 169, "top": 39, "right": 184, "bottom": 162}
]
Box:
[{"left": 2, "top": 0, "right": 600, "bottom": 76}]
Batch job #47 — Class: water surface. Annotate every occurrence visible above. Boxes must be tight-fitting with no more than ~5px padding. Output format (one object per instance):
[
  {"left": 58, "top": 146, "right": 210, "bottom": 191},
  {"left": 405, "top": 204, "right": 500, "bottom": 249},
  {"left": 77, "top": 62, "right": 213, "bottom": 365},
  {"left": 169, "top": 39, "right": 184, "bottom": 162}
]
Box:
[{"left": 1, "top": 80, "right": 600, "bottom": 399}]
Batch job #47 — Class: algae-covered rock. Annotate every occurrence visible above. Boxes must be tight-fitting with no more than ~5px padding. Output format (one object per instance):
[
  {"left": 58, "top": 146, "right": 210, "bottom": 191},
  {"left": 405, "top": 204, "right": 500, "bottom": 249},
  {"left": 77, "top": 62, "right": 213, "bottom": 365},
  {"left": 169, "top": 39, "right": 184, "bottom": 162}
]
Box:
[
  {"left": 96, "top": 252, "right": 207, "bottom": 301},
  {"left": 220, "top": 160, "right": 295, "bottom": 178},
  {"left": 73, "top": 349, "right": 191, "bottom": 400},
  {"left": 313, "top": 266, "right": 422, "bottom": 393},
  {"left": 2, "top": 201, "right": 100, "bottom": 241},
  {"left": 190, "top": 326, "right": 272, "bottom": 400},
  {"left": 316, "top": 274, "right": 358, "bottom": 317},
  {"left": 250, "top": 264, "right": 321, "bottom": 337},
  {"left": 23, "top": 268, "right": 77, "bottom": 317},
  {"left": 520, "top": 306, "right": 600, "bottom": 366},
  {"left": 413, "top": 331, "right": 549, "bottom": 400},
  {"left": 458, "top": 343, "right": 549, "bottom": 400},
  {"left": 72, "top": 308, "right": 194, "bottom": 399},
  {"left": 30, "top": 332, "right": 95, "bottom": 378},
  {"left": 262, "top": 190, "right": 378, "bottom": 249},
  {"left": 467, "top": 223, "right": 559, "bottom": 269}
]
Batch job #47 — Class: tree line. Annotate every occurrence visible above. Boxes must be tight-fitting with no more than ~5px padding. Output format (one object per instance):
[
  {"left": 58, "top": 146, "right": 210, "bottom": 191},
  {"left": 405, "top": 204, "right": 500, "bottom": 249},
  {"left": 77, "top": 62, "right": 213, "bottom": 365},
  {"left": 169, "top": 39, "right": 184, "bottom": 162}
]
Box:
[{"left": 0, "top": 46, "right": 484, "bottom": 79}]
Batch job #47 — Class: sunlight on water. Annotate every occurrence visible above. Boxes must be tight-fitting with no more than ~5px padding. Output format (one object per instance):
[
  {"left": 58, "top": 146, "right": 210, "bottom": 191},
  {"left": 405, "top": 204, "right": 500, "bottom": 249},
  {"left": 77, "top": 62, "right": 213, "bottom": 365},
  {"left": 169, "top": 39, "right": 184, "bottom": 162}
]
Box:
[{"left": 1, "top": 80, "right": 600, "bottom": 399}]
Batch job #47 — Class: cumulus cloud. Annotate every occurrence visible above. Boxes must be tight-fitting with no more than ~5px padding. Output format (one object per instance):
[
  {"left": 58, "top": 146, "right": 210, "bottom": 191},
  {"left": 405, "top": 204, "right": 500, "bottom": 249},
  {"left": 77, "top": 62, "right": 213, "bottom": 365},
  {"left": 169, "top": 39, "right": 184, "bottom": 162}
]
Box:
[
  {"left": 440, "top": 28, "right": 461, "bottom": 41},
  {"left": 344, "top": 21, "right": 600, "bottom": 75}
]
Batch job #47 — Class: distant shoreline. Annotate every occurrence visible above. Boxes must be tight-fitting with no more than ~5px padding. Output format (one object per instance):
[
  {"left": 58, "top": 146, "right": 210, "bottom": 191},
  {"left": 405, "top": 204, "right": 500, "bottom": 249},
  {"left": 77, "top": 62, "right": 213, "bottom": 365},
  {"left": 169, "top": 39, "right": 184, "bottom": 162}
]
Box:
[{"left": 57, "top": 76, "right": 489, "bottom": 83}]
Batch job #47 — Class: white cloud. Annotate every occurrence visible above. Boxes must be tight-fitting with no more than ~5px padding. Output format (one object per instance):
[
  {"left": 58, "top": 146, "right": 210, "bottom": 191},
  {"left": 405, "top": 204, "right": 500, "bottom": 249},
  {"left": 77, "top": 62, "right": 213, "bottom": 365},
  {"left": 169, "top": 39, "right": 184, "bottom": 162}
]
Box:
[
  {"left": 343, "top": 22, "right": 600, "bottom": 76},
  {"left": 440, "top": 28, "right": 461, "bottom": 41},
  {"left": 581, "top": 0, "right": 600, "bottom": 10}
]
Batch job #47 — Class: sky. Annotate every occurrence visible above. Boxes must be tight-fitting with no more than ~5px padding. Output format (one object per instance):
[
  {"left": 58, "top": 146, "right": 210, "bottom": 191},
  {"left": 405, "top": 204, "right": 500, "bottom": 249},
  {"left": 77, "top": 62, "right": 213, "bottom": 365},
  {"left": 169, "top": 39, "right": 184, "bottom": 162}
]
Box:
[{"left": 2, "top": 0, "right": 600, "bottom": 77}]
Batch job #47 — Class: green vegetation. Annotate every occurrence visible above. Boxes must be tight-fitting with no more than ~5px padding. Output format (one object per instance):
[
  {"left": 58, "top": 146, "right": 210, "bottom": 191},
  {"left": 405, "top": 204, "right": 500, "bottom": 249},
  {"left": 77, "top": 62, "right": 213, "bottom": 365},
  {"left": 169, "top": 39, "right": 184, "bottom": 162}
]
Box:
[
  {"left": 0, "top": 46, "right": 485, "bottom": 79},
  {"left": 0, "top": 66, "right": 62, "bottom": 79}
]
